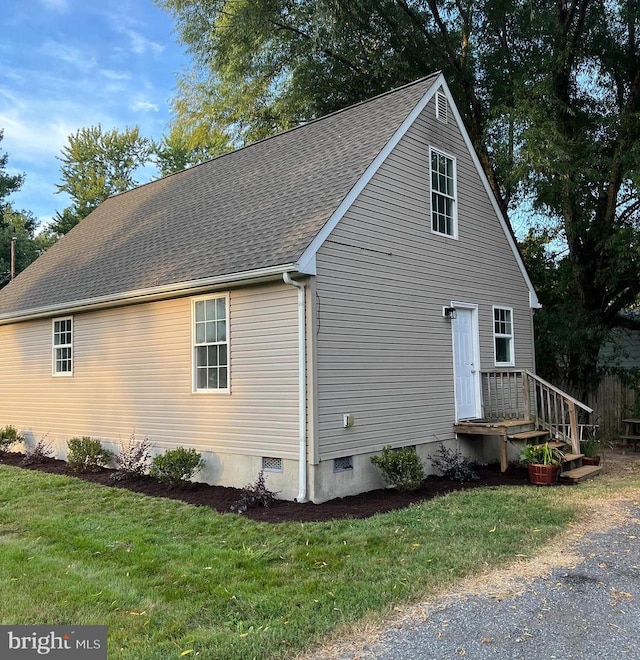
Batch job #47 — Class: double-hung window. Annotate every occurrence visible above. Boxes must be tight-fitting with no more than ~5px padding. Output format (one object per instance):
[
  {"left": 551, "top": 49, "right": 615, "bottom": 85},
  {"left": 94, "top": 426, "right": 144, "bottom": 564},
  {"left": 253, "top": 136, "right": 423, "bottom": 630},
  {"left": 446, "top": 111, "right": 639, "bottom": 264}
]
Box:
[
  {"left": 430, "top": 147, "right": 457, "bottom": 238},
  {"left": 493, "top": 306, "right": 514, "bottom": 366},
  {"left": 52, "top": 317, "right": 73, "bottom": 376},
  {"left": 193, "top": 294, "right": 229, "bottom": 392}
]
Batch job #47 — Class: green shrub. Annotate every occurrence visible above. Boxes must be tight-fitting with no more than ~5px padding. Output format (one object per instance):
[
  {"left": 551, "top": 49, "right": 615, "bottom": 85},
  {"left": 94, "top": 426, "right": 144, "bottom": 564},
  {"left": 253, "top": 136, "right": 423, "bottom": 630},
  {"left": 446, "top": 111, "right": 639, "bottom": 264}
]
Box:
[
  {"left": 0, "top": 425, "right": 23, "bottom": 453},
  {"left": 370, "top": 445, "right": 425, "bottom": 491},
  {"left": 149, "top": 447, "right": 204, "bottom": 486},
  {"left": 67, "top": 437, "right": 113, "bottom": 473}
]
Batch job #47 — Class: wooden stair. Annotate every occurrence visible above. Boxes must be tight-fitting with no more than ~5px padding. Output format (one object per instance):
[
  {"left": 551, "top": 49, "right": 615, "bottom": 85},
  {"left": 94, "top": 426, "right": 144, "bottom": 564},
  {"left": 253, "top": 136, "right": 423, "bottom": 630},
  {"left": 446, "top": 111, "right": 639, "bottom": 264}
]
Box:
[
  {"left": 519, "top": 436, "right": 603, "bottom": 484},
  {"left": 508, "top": 429, "right": 551, "bottom": 442},
  {"left": 560, "top": 464, "right": 603, "bottom": 483}
]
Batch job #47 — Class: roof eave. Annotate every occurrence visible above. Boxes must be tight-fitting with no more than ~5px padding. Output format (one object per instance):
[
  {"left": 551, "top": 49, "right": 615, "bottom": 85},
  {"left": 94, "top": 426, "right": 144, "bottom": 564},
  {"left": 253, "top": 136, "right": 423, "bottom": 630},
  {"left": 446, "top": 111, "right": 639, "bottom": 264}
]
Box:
[{"left": 0, "top": 263, "right": 299, "bottom": 325}]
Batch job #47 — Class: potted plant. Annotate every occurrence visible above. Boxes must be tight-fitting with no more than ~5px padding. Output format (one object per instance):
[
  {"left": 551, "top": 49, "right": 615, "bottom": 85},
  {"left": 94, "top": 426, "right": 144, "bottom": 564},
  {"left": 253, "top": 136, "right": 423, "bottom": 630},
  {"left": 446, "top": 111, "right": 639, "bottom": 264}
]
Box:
[
  {"left": 580, "top": 435, "right": 602, "bottom": 466},
  {"left": 520, "top": 442, "right": 564, "bottom": 485}
]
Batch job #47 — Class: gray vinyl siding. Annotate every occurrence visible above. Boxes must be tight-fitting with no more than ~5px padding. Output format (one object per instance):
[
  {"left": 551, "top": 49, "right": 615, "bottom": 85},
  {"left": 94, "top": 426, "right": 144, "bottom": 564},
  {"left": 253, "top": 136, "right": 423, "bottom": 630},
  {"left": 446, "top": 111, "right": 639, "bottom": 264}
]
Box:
[
  {"left": 315, "top": 93, "right": 535, "bottom": 460},
  {"left": 0, "top": 282, "right": 299, "bottom": 457}
]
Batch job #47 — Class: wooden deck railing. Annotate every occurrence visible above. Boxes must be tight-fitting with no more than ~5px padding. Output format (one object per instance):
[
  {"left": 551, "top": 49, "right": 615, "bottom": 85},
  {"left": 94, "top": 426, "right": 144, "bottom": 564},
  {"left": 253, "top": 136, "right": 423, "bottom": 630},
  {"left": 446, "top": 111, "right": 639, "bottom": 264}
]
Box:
[{"left": 482, "top": 370, "right": 593, "bottom": 453}]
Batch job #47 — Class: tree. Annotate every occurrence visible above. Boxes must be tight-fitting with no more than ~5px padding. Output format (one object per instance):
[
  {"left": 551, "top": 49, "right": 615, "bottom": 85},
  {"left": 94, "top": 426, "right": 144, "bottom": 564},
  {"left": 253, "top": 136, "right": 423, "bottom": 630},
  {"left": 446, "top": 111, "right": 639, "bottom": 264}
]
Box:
[
  {"left": 0, "top": 129, "right": 24, "bottom": 204},
  {"left": 0, "top": 129, "right": 40, "bottom": 287},
  {"left": 153, "top": 124, "right": 226, "bottom": 176},
  {"left": 158, "top": 0, "right": 640, "bottom": 392},
  {"left": 0, "top": 208, "right": 40, "bottom": 287},
  {"left": 52, "top": 125, "right": 152, "bottom": 235}
]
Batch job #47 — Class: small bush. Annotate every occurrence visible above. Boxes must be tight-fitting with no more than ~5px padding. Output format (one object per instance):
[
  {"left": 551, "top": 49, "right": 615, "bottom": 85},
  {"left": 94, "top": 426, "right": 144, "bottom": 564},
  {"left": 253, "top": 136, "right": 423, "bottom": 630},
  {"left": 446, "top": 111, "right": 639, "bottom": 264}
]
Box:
[
  {"left": 67, "top": 436, "right": 113, "bottom": 473},
  {"left": 112, "top": 433, "right": 153, "bottom": 482},
  {"left": 428, "top": 444, "right": 480, "bottom": 482},
  {"left": 231, "top": 471, "right": 278, "bottom": 514},
  {"left": 149, "top": 447, "right": 204, "bottom": 486},
  {"left": 370, "top": 445, "right": 425, "bottom": 491},
  {"left": 21, "top": 435, "right": 54, "bottom": 466},
  {"left": 0, "top": 425, "right": 23, "bottom": 453}
]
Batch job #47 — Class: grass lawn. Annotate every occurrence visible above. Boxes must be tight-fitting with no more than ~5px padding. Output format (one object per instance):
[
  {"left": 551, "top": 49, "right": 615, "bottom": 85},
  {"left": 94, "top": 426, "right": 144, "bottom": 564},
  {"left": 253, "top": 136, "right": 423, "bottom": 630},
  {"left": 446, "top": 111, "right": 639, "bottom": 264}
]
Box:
[{"left": 0, "top": 464, "right": 636, "bottom": 659}]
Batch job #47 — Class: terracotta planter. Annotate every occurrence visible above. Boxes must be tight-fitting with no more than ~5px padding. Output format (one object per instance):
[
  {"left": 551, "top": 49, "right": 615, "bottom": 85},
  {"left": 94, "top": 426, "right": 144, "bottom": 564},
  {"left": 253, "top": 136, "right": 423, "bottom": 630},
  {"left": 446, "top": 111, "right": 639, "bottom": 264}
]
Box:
[
  {"left": 527, "top": 463, "right": 559, "bottom": 485},
  {"left": 582, "top": 456, "right": 601, "bottom": 466}
]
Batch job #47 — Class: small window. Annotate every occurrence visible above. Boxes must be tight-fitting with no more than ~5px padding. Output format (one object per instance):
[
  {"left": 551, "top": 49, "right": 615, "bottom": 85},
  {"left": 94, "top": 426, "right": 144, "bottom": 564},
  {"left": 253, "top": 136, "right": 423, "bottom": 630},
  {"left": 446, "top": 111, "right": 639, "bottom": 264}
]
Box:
[
  {"left": 262, "top": 457, "right": 283, "bottom": 473},
  {"left": 333, "top": 456, "right": 353, "bottom": 473},
  {"left": 436, "top": 91, "right": 448, "bottom": 123},
  {"left": 193, "top": 294, "right": 229, "bottom": 392},
  {"left": 493, "top": 307, "right": 514, "bottom": 366},
  {"left": 52, "top": 317, "right": 73, "bottom": 376},
  {"left": 430, "top": 148, "right": 457, "bottom": 238}
]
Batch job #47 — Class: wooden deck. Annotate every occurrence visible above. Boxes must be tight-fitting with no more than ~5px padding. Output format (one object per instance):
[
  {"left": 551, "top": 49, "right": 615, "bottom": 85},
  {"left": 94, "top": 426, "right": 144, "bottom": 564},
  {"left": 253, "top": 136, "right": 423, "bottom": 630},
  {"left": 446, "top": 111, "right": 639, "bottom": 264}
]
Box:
[
  {"left": 455, "top": 419, "right": 603, "bottom": 484},
  {"left": 454, "top": 419, "right": 534, "bottom": 472}
]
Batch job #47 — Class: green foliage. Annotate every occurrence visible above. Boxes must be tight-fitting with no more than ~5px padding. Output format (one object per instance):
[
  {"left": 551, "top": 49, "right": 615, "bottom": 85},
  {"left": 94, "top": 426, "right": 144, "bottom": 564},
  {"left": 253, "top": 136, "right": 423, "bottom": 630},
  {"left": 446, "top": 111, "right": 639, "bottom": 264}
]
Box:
[
  {"left": 149, "top": 447, "right": 205, "bottom": 485},
  {"left": 428, "top": 444, "right": 480, "bottom": 483},
  {"left": 66, "top": 437, "right": 113, "bottom": 473},
  {"left": 111, "top": 433, "right": 153, "bottom": 482},
  {"left": 51, "top": 125, "right": 152, "bottom": 235},
  {"left": 580, "top": 436, "right": 602, "bottom": 459},
  {"left": 0, "top": 425, "right": 23, "bottom": 453},
  {"left": 370, "top": 445, "right": 425, "bottom": 491},
  {"left": 520, "top": 442, "right": 564, "bottom": 467},
  {"left": 231, "top": 470, "right": 277, "bottom": 513},
  {"left": 0, "top": 206, "right": 41, "bottom": 286},
  {"left": 0, "top": 129, "right": 24, "bottom": 203},
  {"left": 152, "top": 124, "right": 224, "bottom": 176},
  {"left": 0, "top": 131, "right": 41, "bottom": 287}
]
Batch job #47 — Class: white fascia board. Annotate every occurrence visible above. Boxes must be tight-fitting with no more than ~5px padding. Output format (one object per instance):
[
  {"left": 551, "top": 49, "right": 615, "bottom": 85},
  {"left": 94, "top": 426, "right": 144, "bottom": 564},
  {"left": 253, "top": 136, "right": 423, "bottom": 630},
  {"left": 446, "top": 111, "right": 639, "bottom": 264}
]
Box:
[
  {"left": 0, "top": 263, "right": 298, "bottom": 325},
  {"left": 438, "top": 82, "right": 541, "bottom": 309},
  {"left": 296, "top": 74, "right": 444, "bottom": 275}
]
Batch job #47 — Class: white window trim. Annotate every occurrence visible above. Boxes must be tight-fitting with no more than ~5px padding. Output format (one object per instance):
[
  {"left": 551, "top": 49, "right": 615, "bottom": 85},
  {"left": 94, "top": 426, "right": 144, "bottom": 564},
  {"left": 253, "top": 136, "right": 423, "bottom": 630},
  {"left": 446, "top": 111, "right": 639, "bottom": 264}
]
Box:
[
  {"left": 493, "top": 305, "right": 515, "bottom": 367},
  {"left": 191, "top": 292, "right": 231, "bottom": 394},
  {"left": 429, "top": 146, "right": 458, "bottom": 240},
  {"left": 52, "top": 316, "right": 73, "bottom": 377}
]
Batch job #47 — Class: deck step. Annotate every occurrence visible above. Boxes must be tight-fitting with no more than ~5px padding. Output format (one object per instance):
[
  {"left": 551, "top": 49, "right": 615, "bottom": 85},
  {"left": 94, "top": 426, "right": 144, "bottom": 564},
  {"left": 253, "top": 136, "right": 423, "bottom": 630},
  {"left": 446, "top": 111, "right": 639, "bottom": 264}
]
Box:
[
  {"left": 561, "top": 453, "right": 584, "bottom": 463},
  {"left": 508, "top": 430, "right": 551, "bottom": 441},
  {"left": 548, "top": 440, "right": 568, "bottom": 450},
  {"left": 560, "top": 465, "right": 603, "bottom": 483}
]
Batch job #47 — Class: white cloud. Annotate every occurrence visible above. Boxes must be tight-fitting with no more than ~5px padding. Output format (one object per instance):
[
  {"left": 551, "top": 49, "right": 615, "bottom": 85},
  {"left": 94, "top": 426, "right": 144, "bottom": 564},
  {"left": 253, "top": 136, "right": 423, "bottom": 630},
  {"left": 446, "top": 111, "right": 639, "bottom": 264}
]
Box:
[
  {"left": 40, "top": 40, "right": 98, "bottom": 73},
  {"left": 100, "top": 69, "right": 131, "bottom": 82},
  {"left": 38, "top": 0, "right": 70, "bottom": 12},
  {"left": 123, "top": 28, "right": 164, "bottom": 57},
  {"left": 131, "top": 99, "right": 159, "bottom": 112}
]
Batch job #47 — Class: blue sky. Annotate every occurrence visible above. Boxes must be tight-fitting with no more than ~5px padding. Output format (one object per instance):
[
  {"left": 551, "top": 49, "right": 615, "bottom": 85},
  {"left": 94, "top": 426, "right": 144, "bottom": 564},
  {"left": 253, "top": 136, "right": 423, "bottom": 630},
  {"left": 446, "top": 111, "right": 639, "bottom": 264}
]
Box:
[{"left": 0, "top": 0, "right": 188, "bottom": 226}]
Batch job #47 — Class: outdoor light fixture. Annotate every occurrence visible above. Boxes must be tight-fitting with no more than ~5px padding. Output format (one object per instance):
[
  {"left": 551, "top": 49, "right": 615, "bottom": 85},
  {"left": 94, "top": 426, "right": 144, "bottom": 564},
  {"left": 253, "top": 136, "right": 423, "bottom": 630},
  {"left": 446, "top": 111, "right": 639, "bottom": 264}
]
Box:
[{"left": 443, "top": 306, "right": 457, "bottom": 320}]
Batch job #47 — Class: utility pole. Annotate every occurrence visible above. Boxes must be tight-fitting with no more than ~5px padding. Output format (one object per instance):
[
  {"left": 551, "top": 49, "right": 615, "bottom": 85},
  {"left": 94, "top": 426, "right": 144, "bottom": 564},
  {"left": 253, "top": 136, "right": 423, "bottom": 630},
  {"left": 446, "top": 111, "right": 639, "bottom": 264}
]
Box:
[{"left": 10, "top": 237, "right": 16, "bottom": 281}]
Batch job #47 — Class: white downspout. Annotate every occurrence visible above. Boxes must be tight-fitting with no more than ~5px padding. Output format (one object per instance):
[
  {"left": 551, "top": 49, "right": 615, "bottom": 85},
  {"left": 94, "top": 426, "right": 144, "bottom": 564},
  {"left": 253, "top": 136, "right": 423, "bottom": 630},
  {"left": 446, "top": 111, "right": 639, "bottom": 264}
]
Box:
[{"left": 283, "top": 272, "right": 307, "bottom": 502}]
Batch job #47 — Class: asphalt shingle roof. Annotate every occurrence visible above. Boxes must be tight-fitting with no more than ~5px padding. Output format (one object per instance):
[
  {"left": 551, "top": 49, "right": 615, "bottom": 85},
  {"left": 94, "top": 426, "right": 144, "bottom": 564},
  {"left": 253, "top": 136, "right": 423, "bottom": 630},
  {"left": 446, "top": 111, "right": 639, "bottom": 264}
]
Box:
[{"left": 0, "top": 74, "right": 439, "bottom": 319}]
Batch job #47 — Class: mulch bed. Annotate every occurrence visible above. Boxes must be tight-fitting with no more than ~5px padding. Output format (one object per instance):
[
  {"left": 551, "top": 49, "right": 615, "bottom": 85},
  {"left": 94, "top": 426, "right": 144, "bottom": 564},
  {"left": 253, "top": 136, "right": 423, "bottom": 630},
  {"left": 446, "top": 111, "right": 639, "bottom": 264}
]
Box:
[{"left": 0, "top": 452, "right": 551, "bottom": 523}]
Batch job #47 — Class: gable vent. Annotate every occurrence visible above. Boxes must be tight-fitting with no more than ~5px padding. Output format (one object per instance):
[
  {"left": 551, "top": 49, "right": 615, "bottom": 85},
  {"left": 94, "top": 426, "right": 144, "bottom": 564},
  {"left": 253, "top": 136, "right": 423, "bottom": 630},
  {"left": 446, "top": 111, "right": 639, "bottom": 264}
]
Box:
[{"left": 436, "top": 91, "right": 448, "bottom": 123}]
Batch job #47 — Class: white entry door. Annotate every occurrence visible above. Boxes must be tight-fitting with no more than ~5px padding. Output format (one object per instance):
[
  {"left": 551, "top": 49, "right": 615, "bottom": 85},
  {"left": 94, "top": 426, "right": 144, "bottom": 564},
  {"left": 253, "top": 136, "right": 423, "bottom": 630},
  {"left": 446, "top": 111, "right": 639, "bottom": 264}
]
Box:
[{"left": 452, "top": 305, "right": 481, "bottom": 420}]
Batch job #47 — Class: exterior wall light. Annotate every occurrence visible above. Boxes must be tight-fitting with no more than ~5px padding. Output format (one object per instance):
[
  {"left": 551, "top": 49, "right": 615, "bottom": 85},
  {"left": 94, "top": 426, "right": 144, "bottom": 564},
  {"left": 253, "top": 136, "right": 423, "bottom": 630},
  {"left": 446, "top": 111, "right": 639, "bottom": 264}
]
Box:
[{"left": 443, "top": 306, "right": 457, "bottom": 320}]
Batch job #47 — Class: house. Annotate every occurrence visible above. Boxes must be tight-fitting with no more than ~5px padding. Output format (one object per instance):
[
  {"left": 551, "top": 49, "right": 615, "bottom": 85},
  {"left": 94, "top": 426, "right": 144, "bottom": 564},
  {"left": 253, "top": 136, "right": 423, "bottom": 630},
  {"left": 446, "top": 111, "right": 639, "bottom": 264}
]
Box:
[
  {"left": 599, "top": 311, "right": 640, "bottom": 370},
  {"left": 0, "top": 73, "right": 542, "bottom": 503}
]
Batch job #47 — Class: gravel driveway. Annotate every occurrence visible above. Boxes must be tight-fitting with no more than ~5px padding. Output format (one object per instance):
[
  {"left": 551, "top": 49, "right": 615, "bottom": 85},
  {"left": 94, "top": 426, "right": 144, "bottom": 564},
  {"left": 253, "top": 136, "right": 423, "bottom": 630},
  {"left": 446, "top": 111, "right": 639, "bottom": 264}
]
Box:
[
  {"left": 305, "top": 477, "right": 640, "bottom": 660},
  {"left": 366, "top": 501, "right": 640, "bottom": 659}
]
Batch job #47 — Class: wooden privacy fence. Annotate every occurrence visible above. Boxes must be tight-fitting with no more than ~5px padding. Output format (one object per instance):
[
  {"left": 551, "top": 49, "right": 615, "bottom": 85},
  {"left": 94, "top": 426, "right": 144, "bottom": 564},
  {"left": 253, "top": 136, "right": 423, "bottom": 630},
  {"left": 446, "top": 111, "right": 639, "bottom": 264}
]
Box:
[{"left": 584, "top": 374, "right": 638, "bottom": 441}]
